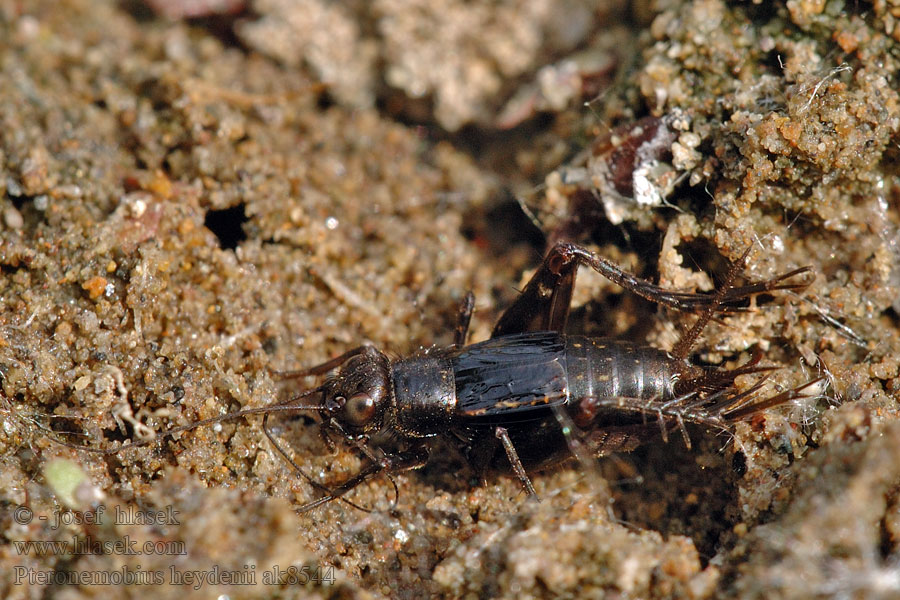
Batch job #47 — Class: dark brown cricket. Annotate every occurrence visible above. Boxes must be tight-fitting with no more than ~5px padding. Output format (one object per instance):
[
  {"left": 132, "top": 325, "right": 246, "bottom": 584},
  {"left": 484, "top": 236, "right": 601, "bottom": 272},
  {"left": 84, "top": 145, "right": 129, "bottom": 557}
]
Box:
[{"left": 58, "top": 242, "right": 817, "bottom": 512}]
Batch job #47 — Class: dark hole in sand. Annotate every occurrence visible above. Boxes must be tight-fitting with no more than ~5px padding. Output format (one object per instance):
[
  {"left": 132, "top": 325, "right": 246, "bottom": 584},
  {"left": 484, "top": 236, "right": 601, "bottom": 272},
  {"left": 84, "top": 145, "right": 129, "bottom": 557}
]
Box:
[{"left": 204, "top": 203, "right": 248, "bottom": 250}]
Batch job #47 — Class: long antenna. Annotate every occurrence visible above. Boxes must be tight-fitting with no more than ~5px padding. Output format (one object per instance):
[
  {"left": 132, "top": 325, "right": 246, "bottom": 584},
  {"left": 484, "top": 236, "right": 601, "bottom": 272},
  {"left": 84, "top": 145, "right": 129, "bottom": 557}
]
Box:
[{"left": 50, "top": 386, "right": 326, "bottom": 455}]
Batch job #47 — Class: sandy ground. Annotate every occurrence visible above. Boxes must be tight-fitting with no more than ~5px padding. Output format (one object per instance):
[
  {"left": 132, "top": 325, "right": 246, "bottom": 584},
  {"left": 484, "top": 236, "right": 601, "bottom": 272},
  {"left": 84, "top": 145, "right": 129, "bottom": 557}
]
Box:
[{"left": 2, "top": 0, "right": 900, "bottom": 598}]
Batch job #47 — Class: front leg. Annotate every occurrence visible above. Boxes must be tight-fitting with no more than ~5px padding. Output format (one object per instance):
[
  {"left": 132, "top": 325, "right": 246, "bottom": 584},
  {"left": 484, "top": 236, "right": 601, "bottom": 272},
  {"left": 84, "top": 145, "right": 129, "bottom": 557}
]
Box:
[{"left": 295, "top": 445, "right": 430, "bottom": 512}]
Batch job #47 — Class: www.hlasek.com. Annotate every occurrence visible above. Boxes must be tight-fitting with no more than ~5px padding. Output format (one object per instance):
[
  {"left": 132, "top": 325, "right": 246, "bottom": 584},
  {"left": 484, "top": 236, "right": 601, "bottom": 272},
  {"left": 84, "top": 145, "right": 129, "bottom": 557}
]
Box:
[
  {"left": 13, "top": 535, "right": 186, "bottom": 557},
  {"left": 12, "top": 565, "right": 336, "bottom": 589}
]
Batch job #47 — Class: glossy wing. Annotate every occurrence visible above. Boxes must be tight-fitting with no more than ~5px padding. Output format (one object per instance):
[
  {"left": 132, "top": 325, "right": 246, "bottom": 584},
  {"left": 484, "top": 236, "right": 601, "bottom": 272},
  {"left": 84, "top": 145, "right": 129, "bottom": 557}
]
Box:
[{"left": 452, "top": 332, "right": 569, "bottom": 420}]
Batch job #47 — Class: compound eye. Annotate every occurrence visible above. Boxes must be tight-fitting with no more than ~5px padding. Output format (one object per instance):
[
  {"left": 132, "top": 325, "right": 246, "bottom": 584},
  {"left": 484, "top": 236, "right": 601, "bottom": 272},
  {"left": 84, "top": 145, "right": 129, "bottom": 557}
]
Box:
[{"left": 343, "top": 392, "right": 376, "bottom": 427}]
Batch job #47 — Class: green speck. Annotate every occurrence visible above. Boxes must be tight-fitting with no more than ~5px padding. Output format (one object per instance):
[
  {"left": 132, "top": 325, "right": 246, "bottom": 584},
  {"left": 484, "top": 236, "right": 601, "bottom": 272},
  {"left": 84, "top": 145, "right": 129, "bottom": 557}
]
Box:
[{"left": 44, "top": 458, "right": 88, "bottom": 509}]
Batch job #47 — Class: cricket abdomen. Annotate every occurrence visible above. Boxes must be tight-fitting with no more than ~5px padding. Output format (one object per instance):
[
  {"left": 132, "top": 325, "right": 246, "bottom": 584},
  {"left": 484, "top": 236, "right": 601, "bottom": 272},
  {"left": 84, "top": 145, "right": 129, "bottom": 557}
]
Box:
[{"left": 565, "top": 336, "right": 682, "bottom": 404}]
